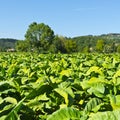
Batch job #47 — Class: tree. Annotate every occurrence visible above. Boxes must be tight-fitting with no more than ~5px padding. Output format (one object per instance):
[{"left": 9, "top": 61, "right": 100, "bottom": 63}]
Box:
[
  {"left": 117, "top": 44, "right": 120, "bottom": 53},
  {"left": 15, "top": 40, "right": 29, "bottom": 52},
  {"left": 96, "top": 39, "right": 104, "bottom": 53},
  {"left": 25, "top": 22, "right": 55, "bottom": 52},
  {"left": 82, "top": 46, "right": 89, "bottom": 53},
  {"left": 64, "top": 39, "right": 77, "bottom": 53},
  {"left": 53, "top": 35, "right": 66, "bottom": 53},
  {"left": 103, "top": 44, "right": 112, "bottom": 53}
]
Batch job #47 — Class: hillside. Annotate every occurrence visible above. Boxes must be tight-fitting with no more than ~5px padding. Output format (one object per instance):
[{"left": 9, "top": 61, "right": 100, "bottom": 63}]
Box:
[
  {"left": 0, "top": 38, "right": 18, "bottom": 51},
  {"left": 72, "top": 33, "right": 120, "bottom": 52},
  {"left": 73, "top": 33, "right": 120, "bottom": 44}
]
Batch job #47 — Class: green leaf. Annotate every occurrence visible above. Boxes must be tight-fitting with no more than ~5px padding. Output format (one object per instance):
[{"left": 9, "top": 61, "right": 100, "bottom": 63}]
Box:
[
  {"left": 0, "top": 104, "right": 14, "bottom": 117},
  {"left": 7, "top": 63, "right": 18, "bottom": 78},
  {"left": 54, "top": 88, "right": 69, "bottom": 105},
  {"left": 5, "top": 97, "right": 25, "bottom": 120},
  {"left": 0, "top": 81, "right": 12, "bottom": 91},
  {"left": 26, "top": 93, "right": 49, "bottom": 108},
  {"left": 47, "top": 107, "right": 81, "bottom": 120},
  {"left": 4, "top": 97, "right": 17, "bottom": 105},
  {"left": 84, "top": 98, "right": 102, "bottom": 113},
  {"left": 5, "top": 111, "right": 20, "bottom": 120},
  {"left": 113, "top": 78, "right": 120, "bottom": 86},
  {"left": 87, "top": 83, "right": 105, "bottom": 98},
  {"left": 81, "top": 77, "right": 106, "bottom": 97},
  {"left": 114, "top": 70, "right": 120, "bottom": 78},
  {"left": 86, "top": 66, "right": 103, "bottom": 76},
  {"left": 26, "top": 84, "right": 52, "bottom": 99},
  {"left": 0, "top": 116, "right": 7, "bottom": 120},
  {"left": 54, "top": 87, "right": 74, "bottom": 106},
  {"left": 60, "top": 69, "right": 72, "bottom": 77},
  {"left": 109, "top": 95, "right": 120, "bottom": 110},
  {"left": 89, "top": 109, "right": 120, "bottom": 120}
]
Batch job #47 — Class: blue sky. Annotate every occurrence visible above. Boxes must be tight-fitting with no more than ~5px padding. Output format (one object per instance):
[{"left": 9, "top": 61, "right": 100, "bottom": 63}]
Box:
[{"left": 0, "top": 0, "right": 120, "bottom": 39}]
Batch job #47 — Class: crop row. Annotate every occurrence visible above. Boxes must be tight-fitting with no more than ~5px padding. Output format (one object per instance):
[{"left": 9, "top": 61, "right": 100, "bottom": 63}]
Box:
[{"left": 0, "top": 53, "right": 120, "bottom": 120}]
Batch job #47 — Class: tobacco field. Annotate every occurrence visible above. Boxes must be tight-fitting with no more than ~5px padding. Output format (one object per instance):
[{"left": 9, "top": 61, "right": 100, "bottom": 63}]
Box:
[{"left": 1, "top": 53, "right": 120, "bottom": 120}]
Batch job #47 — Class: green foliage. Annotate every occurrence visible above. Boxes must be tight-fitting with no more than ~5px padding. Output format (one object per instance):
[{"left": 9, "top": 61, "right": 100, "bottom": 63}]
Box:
[
  {"left": 15, "top": 40, "right": 30, "bottom": 52},
  {"left": 64, "top": 39, "right": 77, "bottom": 53},
  {"left": 83, "top": 46, "right": 90, "bottom": 53},
  {"left": 1, "top": 30, "right": 120, "bottom": 53},
  {"left": 73, "top": 33, "right": 120, "bottom": 53},
  {"left": 5, "top": 97, "right": 25, "bottom": 120},
  {"left": 0, "top": 53, "right": 120, "bottom": 119},
  {"left": 88, "top": 109, "right": 120, "bottom": 120},
  {"left": 47, "top": 107, "right": 81, "bottom": 120},
  {"left": 24, "top": 22, "right": 55, "bottom": 52},
  {"left": 53, "top": 35, "right": 66, "bottom": 53},
  {"left": 117, "top": 44, "right": 120, "bottom": 53},
  {"left": 53, "top": 35, "right": 77, "bottom": 53},
  {"left": 96, "top": 39, "right": 104, "bottom": 52}
]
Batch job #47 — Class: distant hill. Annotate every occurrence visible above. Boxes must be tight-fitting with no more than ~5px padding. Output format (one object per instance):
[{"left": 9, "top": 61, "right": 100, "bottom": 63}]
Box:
[
  {"left": 0, "top": 38, "right": 18, "bottom": 51},
  {"left": 73, "top": 33, "right": 120, "bottom": 42},
  {"left": 72, "top": 33, "right": 120, "bottom": 52},
  {"left": 72, "top": 33, "right": 120, "bottom": 45},
  {"left": 100, "top": 33, "right": 120, "bottom": 39}
]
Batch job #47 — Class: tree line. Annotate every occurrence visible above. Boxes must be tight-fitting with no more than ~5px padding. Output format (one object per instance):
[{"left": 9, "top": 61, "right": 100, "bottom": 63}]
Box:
[
  {"left": 16, "top": 22, "right": 120, "bottom": 53},
  {"left": 15, "top": 22, "right": 77, "bottom": 53},
  {"left": 1, "top": 22, "right": 120, "bottom": 53},
  {"left": 73, "top": 34, "right": 120, "bottom": 53}
]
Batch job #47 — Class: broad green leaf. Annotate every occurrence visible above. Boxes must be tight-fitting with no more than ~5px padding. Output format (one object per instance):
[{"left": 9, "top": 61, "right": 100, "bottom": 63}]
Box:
[
  {"left": 0, "top": 116, "right": 7, "bottom": 120},
  {"left": 114, "top": 70, "right": 120, "bottom": 78},
  {"left": 4, "top": 97, "right": 17, "bottom": 104},
  {"left": 109, "top": 95, "right": 120, "bottom": 110},
  {"left": 54, "top": 87, "right": 74, "bottom": 106},
  {"left": 89, "top": 109, "right": 120, "bottom": 120},
  {"left": 81, "top": 77, "right": 106, "bottom": 97},
  {"left": 38, "top": 93, "right": 49, "bottom": 101},
  {"left": 50, "top": 76, "right": 62, "bottom": 83},
  {"left": 5, "top": 111, "right": 20, "bottom": 120},
  {"left": 47, "top": 107, "right": 81, "bottom": 120},
  {"left": 84, "top": 98, "right": 102, "bottom": 113},
  {"left": 5, "top": 97, "right": 25, "bottom": 120},
  {"left": 26, "top": 93, "right": 49, "bottom": 107},
  {"left": 88, "top": 77, "right": 107, "bottom": 84},
  {"left": 80, "top": 81, "right": 90, "bottom": 90},
  {"left": 59, "top": 104, "right": 67, "bottom": 109},
  {"left": 107, "top": 70, "right": 114, "bottom": 76},
  {"left": 87, "top": 83, "right": 105, "bottom": 96},
  {"left": 86, "top": 66, "right": 103, "bottom": 76},
  {"left": 7, "top": 63, "right": 18, "bottom": 78},
  {"left": 26, "top": 84, "right": 52, "bottom": 99},
  {"left": 54, "top": 88, "right": 69, "bottom": 105},
  {"left": 60, "top": 69, "right": 72, "bottom": 77},
  {"left": 112, "top": 78, "right": 120, "bottom": 85},
  {"left": 0, "top": 104, "right": 14, "bottom": 116}
]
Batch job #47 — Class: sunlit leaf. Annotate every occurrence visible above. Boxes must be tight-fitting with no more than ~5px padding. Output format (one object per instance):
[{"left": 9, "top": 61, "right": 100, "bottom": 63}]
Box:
[
  {"left": 47, "top": 107, "right": 81, "bottom": 120},
  {"left": 89, "top": 109, "right": 120, "bottom": 120}
]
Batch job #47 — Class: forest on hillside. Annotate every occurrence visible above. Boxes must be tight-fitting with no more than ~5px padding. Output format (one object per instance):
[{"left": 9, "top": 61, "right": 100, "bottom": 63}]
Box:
[
  {"left": 0, "top": 38, "right": 17, "bottom": 51},
  {"left": 73, "top": 33, "right": 120, "bottom": 53}
]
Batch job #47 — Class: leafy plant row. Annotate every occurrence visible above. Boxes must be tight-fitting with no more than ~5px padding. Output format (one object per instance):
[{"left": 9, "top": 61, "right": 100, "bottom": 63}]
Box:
[{"left": 0, "top": 53, "right": 120, "bottom": 119}]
